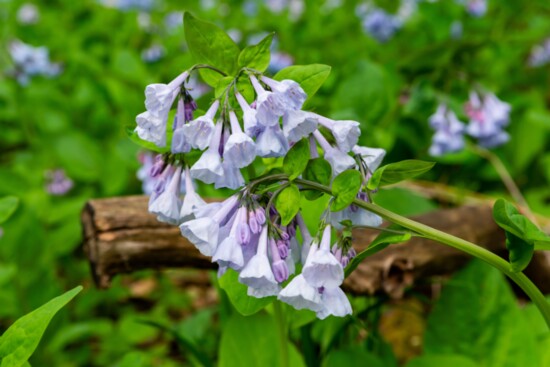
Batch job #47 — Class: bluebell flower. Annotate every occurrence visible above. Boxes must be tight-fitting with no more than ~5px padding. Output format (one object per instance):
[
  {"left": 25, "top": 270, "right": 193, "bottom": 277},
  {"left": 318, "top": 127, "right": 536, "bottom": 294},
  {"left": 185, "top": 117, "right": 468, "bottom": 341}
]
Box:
[
  {"left": 9, "top": 40, "right": 61, "bottom": 85},
  {"left": 17, "top": 4, "right": 39, "bottom": 25},
  {"left": 361, "top": 9, "right": 402, "bottom": 43},
  {"left": 282, "top": 110, "right": 318, "bottom": 144},
  {"left": 149, "top": 166, "right": 182, "bottom": 225},
  {"left": 302, "top": 225, "right": 344, "bottom": 289},
  {"left": 256, "top": 125, "right": 289, "bottom": 158},
  {"left": 223, "top": 111, "right": 257, "bottom": 168},
  {"left": 466, "top": 0, "right": 487, "bottom": 17},
  {"left": 236, "top": 92, "right": 261, "bottom": 137},
  {"left": 45, "top": 169, "right": 73, "bottom": 196},
  {"left": 313, "top": 130, "right": 355, "bottom": 176},
  {"left": 180, "top": 167, "right": 206, "bottom": 222},
  {"left": 190, "top": 121, "right": 224, "bottom": 184},
  {"left": 183, "top": 100, "right": 219, "bottom": 150},
  {"left": 529, "top": 39, "right": 550, "bottom": 67},
  {"left": 314, "top": 114, "right": 361, "bottom": 153},
  {"left": 141, "top": 44, "right": 165, "bottom": 63},
  {"left": 428, "top": 104, "right": 466, "bottom": 156},
  {"left": 465, "top": 92, "right": 511, "bottom": 148}
]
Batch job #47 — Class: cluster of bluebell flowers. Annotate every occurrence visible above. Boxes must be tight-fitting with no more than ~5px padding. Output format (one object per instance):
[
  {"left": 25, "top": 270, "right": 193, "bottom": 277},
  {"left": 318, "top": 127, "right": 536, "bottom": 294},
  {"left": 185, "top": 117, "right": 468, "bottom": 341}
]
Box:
[
  {"left": 428, "top": 91, "right": 511, "bottom": 156},
  {"left": 8, "top": 40, "right": 61, "bottom": 85},
  {"left": 135, "top": 68, "right": 385, "bottom": 318}
]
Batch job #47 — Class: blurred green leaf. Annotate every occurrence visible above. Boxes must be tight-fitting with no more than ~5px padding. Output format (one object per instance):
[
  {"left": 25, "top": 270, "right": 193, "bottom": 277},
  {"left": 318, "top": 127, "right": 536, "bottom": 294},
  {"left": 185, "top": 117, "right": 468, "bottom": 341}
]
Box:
[
  {"left": 303, "top": 158, "right": 332, "bottom": 200},
  {"left": 323, "top": 347, "right": 384, "bottom": 367},
  {"left": 0, "top": 196, "right": 19, "bottom": 224},
  {"left": 0, "top": 286, "right": 82, "bottom": 367},
  {"left": 405, "top": 355, "right": 479, "bottom": 367}
]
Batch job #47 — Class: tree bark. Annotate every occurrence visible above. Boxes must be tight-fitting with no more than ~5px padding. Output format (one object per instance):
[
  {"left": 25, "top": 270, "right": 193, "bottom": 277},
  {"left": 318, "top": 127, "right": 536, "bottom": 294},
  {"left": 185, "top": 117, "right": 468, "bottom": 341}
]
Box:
[{"left": 82, "top": 195, "right": 550, "bottom": 297}]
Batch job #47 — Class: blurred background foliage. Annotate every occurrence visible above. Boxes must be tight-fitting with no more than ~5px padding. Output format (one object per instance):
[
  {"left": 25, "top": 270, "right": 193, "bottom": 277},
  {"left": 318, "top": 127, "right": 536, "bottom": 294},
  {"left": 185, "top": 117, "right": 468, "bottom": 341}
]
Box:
[{"left": 1, "top": 0, "right": 550, "bottom": 365}]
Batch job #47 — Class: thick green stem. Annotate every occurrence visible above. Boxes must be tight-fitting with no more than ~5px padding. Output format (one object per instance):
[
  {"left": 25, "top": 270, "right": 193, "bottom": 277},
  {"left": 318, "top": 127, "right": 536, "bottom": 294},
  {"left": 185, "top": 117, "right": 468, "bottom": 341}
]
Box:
[
  {"left": 273, "top": 302, "right": 289, "bottom": 367},
  {"left": 294, "top": 178, "right": 550, "bottom": 329}
]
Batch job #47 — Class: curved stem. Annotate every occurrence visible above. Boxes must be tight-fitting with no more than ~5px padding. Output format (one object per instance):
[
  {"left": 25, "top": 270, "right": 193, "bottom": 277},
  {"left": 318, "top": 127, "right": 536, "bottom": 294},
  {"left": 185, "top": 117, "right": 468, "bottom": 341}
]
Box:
[
  {"left": 189, "top": 64, "right": 228, "bottom": 77},
  {"left": 294, "top": 178, "right": 550, "bottom": 329},
  {"left": 469, "top": 144, "right": 538, "bottom": 225}
]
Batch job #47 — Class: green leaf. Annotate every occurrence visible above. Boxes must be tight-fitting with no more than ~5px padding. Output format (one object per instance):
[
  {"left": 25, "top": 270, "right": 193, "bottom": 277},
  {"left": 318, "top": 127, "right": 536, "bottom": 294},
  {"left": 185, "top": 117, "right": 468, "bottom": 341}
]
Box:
[
  {"left": 405, "top": 355, "right": 479, "bottom": 367},
  {"left": 283, "top": 138, "right": 310, "bottom": 180},
  {"left": 238, "top": 33, "right": 274, "bottom": 72},
  {"left": 323, "top": 347, "right": 385, "bottom": 367},
  {"left": 184, "top": 13, "right": 240, "bottom": 86},
  {"left": 275, "top": 184, "right": 301, "bottom": 226},
  {"left": 345, "top": 228, "right": 411, "bottom": 277},
  {"left": 0, "top": 196, "right": 19, "bottom": 224},
  {"left": 368, "top": 160, "right": 435, "bottom": 190},
  {"left": 219, "top": 269, "right": 274, "bottom": 316},
  {"left": 492, "top": 199, "right": 549, "bottom": 270},
  {"left": 303, "top": 158, "right": 332, "bottom": 200},
  {"left": 424, "top": 260, "right": 540, "bottom": 367},
  {"left": 219, "top": 313, "right": 281, "bottom": 367},
  {"left": 0, "top": 286, "right": 82, "bottom": 367},
  {"left": 331, "top": 170, "right": 362, "bottom": 212},
  {"left": 215, "top": 76, "right": 234, "bottom": 99},
  {"left": 505, "top": 232, "right": 534, "bottom": 272},
  {"left": 274, "top": 64, "right": 331, "bottom": 103}
]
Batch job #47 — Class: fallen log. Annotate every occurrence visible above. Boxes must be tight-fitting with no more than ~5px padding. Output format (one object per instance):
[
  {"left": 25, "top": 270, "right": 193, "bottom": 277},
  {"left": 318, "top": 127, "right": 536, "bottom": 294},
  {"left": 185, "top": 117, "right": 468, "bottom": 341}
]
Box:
[{"left": 82, "top": 195, "right": 550, "bottom": 297}]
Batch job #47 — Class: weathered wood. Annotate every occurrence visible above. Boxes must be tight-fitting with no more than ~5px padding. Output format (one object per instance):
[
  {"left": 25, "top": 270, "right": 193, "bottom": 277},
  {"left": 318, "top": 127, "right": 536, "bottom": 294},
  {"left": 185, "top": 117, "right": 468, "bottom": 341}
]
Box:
[{"left": 82, "top": 195, "right": 550, "bottom": 297}]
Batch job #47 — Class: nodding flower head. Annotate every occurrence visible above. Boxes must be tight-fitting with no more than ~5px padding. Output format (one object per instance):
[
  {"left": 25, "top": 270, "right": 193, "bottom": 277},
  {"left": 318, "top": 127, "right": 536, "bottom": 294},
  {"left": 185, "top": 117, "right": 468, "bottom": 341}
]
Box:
[
  {"left": 183, "top": 100, "right": 219, "bottom": 151},
  {"left": 465, "top": 91, "right": 510, "bottom": 148},
  {"left": 428, "top": 104, "right": 466, "bottom": 156}
]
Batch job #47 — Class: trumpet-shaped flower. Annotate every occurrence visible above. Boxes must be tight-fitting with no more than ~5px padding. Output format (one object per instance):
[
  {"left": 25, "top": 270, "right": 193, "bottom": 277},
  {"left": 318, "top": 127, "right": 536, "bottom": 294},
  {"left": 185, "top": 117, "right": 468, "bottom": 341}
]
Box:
[
  {"left": 261, "top": 76, "right": 307, "bottom": 111},
  {"left": 282, "top": 110, "right": 318, "bottom": 144},
  {"left": 278, "top": 274, "right": 323, "bottom": 311},
  {"left": 236, "top": 92, "right": 261, "bottom": 137},
  {"left": 313, "top": 130, "right": 355, "bottom": 175},
  {"left": 149, "top": 166, "right": 182, "bottom": 224},
  {"left": 180, "top": 167, "right": 206, "bottom": 222},
  {"left": 315, "top": 115, "right": 360, "bottom": 153},
  {"left": 223, "top": 111, "right": 257, "bottom": 168},
  {"left": 256, "top": 125, "right": 289, "bottom": 158},
  {"left": 302, "top": 225, "right": 344, "bottom": 289},
  {"left": 190, "top": 121, "right": 224, "bottom": 184},
  {"left": 316, "top": 287, "right": 352, "bottom": 319},
  {"left": 183, "top": 100, "right": 219, "bottom": 150},
  {"left": 250, "top": 75, "right": 285, "bottom": 125}
]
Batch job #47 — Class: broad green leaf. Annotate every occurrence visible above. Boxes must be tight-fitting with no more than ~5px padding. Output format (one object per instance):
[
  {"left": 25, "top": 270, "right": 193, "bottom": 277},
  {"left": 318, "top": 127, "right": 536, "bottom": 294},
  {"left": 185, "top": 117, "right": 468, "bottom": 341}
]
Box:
[
  {"left": 219, "top": 269, "right": 274, "bottom": 316},
  {"left": 0, "top": 286, "right": 82, "bottom": 367},
  {"left": 238, "top": 33, "right": 274, "bottom": 72},
  {"left": 283, "top": 138, "right": 310, "bottom": 180},
  {"left": 345, "top": 228, "right": 411, "bottom": 277},
  {"left": 184, "top": 13, "right": 240, "bottom": 86},
  {"left": 424, "top": 260, "right": 540, "bottom": 367},
  {"left": 322, "top": 347, "right": 385, "bottom": 367},
  {"left": 0, "top": 196, "right": 19, "bottom": 224},
  {"left": 303, "top": 158, "right": 332, "bottom": 200},
  {"left": 368, "top": 160, "right": 435, "bottom": 190},
  {"left": 219, "top": 313, "right": 281, "bottom": 367},
  {"left": 405, "top": 355, "right": 479, "bottom": 367},
  {"left": 275, "top": 184, "right": 301, "bottom": 225},
  {"left": 331, "top": 170, "right": 362, "bottom": 212},
  {"left": 505, "top": 231, "right": 534, "bottom": 272},
  {"left": 274, "top": 64, "right": 331, "bottom": 103},
  {"left": 492, "top": 199, "right": 549, "bottom": 270}
]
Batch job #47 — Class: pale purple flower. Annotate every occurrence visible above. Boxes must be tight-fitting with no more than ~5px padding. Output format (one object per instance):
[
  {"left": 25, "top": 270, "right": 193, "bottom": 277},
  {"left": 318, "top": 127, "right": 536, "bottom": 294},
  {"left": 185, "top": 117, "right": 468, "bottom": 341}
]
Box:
[
  {"left": 256, "top": 125, "right": 289, "bottom": 158},
  {"left": 144, "top": 71, "right": 188, "bottom": 114},
  {"left": 235, "top": 93, "right": 260, "bottom": 137},
  {"left": 313, "top": 130, "right": 355, "bottom": 175},
  {"left": 466, "top": 0, "right": 487, "bottom": 17},
  {"left": 183, "top": 100, "right": 219, "bottom": 150},
  {"left": 171, "top": 98, "right": 192, "bottom": 154},
  {"left": 315, "top": 114, "right": 360, "bottom": 153},
  {"left": 465, "top": 92, "right": 511, "bottom": 148},
  {"left": 352, "top": 145, "right": 386, "bottom": 174},
  {"left": 268, "top": 52, "right": 294, "bottom": 73},
  {"left": 330, "top": 192, "right": 383, "bottom": 229},
  {"left": 45, "top": 169, "right": 73, "bottom": 196},
  {"left": 180, "top": 167, "right": 206, "bottom": 222},
  {"left": 239, "top": 225, "right": 280, "bottom": 298},
  {"left": 529, "top": 39, "right": 550, "bottom": 68},
  {"left": 250, "top": 75, "right": 285, "bottom": 125},
  {"left": 136, "top": 151, "right": 158, "bottom": 195},
  {"left": 361, "top": 9, "right": 402, "bottom": 43},
  {"left": 316, "top": 287, "right": 352, "bottom": 319},
  {"left": 223, "top": 111, "right": 257, "bottom": 168},
  {"left": 282, "top": 110, "right": 318, "bottom": 144},
  {"left": 149, "top": 166, "right": 182, "bottom": 224},
  {"left": 190, "top": 122, "right": 224, "bottom": 184},
  {"left": 261, "top": 76, "right": 307, "bottom": 111},
  {"left": 179, "top": 195, "right": 239, "bottom": 256},
  {"left": 141, "top": 44, "right": 165, "bottom": 63},
  {"left": 269, "top": 238, "right": 289, "bottom": 282},
  {"left": 428, "top": 104, "right": 466, "bottom": 156},
  {"left": 214, "top": 161, "right": 245, "bottom": 190},
  {"left": 212, "top": 207, "right": 248, "bottom": 270},
  {"left": 9, "top": 40, "right": 61, "bottom": 85},
  {"left": 17, "top": 4, "right": 39, "bottom": 25},
  {"left": 302, "top": 225, "right": 344, "bottom": 289},
  {"left": 278, "top": 274, "right": 323, "bottom": 311}
]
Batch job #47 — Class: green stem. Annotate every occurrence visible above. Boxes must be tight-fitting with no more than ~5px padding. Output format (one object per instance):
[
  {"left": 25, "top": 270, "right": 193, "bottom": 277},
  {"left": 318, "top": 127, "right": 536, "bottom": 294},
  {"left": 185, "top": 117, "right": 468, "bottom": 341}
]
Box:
[
  {"left": 469, "top": 144, "right": 538, "bottom": 226},
  {"left": 294, "top": 178, "right": 550, "bottom": 329},
  {"left": 273, "top": 302, "right": 289, "bottom": 367}
]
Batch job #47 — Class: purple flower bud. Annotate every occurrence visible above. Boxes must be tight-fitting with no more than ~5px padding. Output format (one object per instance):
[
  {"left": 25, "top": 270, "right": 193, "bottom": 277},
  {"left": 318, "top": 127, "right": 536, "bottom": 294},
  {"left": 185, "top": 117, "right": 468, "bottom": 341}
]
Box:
[
  {"left": 248, "top": 212, "right": 260, "bottom": 234},
  {"left": 280, "top": 232, "right": 290, "bottom": 241},
  {"left": 272, "top": 260, "right": 289, "bottom": 283},
  {"left": 341, "top": 256, "right": 350, "bottom": 267},
  {"left": 254, "top": 207, "right": 266, "bottom": 225},
  {"left": 150, "top": 155, "right": 165, "bottom": 177},
  {"left": 184, "top": 99, "right": 197, "bottom": 121},
  {"left": 287, "top": 223, "right": 296, "bottom": 237},
  {"left": 277, "top": 243, "right": 289, "bottom": 259},
  {"left": 237, "top": 221, "right": 251, "bottom": 245}
]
